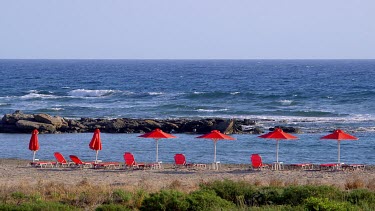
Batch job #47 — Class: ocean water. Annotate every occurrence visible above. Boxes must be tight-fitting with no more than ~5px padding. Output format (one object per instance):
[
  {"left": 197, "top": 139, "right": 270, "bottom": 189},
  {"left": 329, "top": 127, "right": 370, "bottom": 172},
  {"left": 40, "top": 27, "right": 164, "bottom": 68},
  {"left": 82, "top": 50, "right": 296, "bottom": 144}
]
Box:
[{"left": 0, "top": 59, "right": 374, "bottom": 163}]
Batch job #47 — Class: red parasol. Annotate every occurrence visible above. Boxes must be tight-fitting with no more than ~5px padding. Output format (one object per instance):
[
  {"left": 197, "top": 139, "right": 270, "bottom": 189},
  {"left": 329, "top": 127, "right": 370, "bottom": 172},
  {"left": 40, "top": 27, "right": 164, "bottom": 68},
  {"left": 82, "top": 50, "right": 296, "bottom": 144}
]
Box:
[
  {"left": 138, "top": 128, "right": 176, "bottom": 162},
  {"left": 258, "top": 128, "right": 297, "bottom": 163},
  {"left": 89, "top": 129, "right": 102, "bottom": 163},
  {"left": 321, "top": 129, "right": 358, "bottom": 163},
  {"left": 196, "top": 130, "right": 235, "bottom": 163},
  {"left": 28, "top": 129, "right": 40, "bottom": 162}
]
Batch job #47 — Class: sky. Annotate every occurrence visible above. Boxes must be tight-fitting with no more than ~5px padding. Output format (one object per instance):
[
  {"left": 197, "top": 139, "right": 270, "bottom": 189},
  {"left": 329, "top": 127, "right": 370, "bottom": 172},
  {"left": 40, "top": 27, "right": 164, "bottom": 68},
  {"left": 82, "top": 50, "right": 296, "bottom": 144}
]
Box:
[{"left": 0, "top": 0, "right": 374, "bottom": 59}]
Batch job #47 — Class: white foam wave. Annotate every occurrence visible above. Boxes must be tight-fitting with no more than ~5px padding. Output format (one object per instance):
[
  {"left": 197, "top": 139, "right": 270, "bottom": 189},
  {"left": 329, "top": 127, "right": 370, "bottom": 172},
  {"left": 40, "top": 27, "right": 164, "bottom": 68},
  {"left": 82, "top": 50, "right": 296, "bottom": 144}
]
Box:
[
  {"left": 20, "top": 93, "right": 58, "bottom": 99},
  {"left": 49, "top": 107, "right": 64, "bottom": 111},
  {"left": 68, "top": 89, "right": 116, "bottom": 97},
  {"left": 148, "top": 92, "right": 164, "bottom": 95},
  {"left": 278, "top": 100, "right": 293, "bottom": 105},
  {"left": 197, "top": 108, "right": 229, "bottom": 112},
  {"left": 212, "top": 114, "right": 375, "bottom": 124},
  {"left": 230, "top": 92, "right": 240, "bottom": 95}
]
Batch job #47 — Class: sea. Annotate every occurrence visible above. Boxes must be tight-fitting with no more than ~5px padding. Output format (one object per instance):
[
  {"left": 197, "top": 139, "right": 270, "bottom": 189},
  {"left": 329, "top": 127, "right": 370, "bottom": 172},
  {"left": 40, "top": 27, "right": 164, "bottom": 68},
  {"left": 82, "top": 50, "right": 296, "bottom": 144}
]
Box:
[{"left": 0, "top": 59, "right": 374, "bottom": 164}]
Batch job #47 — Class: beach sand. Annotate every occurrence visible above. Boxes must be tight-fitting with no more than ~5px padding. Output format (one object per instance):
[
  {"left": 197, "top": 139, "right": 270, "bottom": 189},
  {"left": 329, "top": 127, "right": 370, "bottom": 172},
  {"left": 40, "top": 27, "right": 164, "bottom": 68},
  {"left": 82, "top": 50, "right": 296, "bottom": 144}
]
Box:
[{"left": 1, "top": 159, "right": 374, "bottom": 192}]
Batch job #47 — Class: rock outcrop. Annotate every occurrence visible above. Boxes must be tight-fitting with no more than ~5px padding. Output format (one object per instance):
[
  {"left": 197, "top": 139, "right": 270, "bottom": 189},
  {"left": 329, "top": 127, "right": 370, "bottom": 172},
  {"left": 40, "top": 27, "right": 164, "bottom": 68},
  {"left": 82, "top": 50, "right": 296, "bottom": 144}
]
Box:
[{"left": 0, "top": 111, "right": 302, "bottom": 134}]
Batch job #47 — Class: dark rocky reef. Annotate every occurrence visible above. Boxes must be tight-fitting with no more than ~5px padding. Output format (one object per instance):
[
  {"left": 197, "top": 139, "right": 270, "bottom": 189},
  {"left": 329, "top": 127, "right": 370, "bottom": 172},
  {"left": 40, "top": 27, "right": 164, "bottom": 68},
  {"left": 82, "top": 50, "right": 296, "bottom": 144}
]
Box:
[{"left": 0, "top": 111, "right": 301, "bottom": 134}]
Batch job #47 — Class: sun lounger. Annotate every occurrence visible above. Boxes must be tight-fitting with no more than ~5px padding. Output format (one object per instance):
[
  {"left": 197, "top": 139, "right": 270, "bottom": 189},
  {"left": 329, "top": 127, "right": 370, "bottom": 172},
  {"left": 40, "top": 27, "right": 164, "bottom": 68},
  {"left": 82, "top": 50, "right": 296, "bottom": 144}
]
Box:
[
  {"left": 29, "top": 160, "right": 55, "bottom": 168},
  {"left": 174, "top": 153, "right": 206, "bottom": 170},
  {"left": 69, "top": 155, "right": 95, "bottom": 168},
  {"left": 54, "top": 152, "right": 75, "bottom": 167},
  {"left": 124, "top": 152, "right": 148, "bottom": 170},
  {"left": 319, "top": 163, "right": 342, "bottom": 171},
  {"left": 290, "top": 163, "right": 314, "bottom": 170},
  {"left": 342, "top": 164, "right": 366, "bottom": 171},
  {"left": 251, "top": 154, "right": 271, "bottom": 170},
  {"left": 94, "top": 162, "right": 122, "bottom": 169}
]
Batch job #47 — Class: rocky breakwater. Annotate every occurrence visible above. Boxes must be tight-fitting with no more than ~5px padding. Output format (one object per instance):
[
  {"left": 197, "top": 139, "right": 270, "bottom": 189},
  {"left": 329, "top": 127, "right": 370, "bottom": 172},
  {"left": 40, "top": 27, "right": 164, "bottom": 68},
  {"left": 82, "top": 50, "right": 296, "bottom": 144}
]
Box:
[{"left": 0, "top": 111, "right": 301, "bottom": 134}]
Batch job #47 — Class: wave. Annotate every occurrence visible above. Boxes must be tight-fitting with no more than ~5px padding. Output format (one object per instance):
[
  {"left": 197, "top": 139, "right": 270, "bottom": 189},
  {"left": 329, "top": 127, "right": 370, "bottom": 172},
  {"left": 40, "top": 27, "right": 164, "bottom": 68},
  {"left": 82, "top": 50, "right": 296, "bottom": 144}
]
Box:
[
  {"left": 278, "top": 100, "right": 293, "bottom": 105},
  {"left": 20, "top": 92, "right": 58, "bottom": 99},
  {"left": 197, "top": 108, "right": 229, "bottom": 113},
  {"left": 148, "top": 92, "right": 164, "bottom": 96},
  {"left": 187, "top": 91, "right": 241, "bottom": 99},
  {"left": 68, "top": 89, "right": 117, "bottom": 97},
  {"left": 48, "top": 107, "right": 64, "bottom": 111}
]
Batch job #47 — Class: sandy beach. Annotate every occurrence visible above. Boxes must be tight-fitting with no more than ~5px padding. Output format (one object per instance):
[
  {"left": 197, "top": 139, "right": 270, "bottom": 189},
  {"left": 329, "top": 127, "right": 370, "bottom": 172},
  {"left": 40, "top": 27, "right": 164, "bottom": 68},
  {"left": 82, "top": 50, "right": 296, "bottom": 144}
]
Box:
[{"left": 1, "top": 159, "right": 374, "bottom": 192}]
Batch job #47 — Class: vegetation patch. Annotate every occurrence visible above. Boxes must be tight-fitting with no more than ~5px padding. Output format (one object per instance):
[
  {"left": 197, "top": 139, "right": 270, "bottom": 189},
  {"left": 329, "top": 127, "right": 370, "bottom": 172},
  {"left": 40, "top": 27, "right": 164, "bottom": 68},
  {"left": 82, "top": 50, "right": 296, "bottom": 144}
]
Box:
[{"left": 1, "top": 180, "right": 374, "bottom": 210}]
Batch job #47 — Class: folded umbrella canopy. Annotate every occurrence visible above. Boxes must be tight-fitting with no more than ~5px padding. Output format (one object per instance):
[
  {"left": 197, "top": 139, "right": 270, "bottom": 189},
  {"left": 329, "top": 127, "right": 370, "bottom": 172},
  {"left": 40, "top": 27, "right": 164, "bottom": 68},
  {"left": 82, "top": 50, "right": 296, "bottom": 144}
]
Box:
[
  {"left": 321, "top": 129, "right": 358, "bottom": 163},
  {"left": 258, "top": 128, "right": 298, "bottom": 163},
  {"left": 196, "top": 130, "right": 235, "bottom": 163},
  {"left": 138, "top": 128, "right": 176, "bottom": 162},
  {"left": 28, "top": 129, "right": 39, "bottom": 162},
  {"left": 89, "top": 128, "right": 102, "bottom": 163}
]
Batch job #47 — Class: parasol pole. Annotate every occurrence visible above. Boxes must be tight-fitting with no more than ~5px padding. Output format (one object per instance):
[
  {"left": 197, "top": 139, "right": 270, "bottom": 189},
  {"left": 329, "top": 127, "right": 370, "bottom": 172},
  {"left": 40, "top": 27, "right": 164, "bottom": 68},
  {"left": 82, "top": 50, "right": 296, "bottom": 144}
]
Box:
[
  {"left": 155, "top": 139, "right": 159, "bottom": 162},
  {"left": 276, "top": 139, "right": 279, "bottom": 163},
  {"left": 32, "top": 151, "right": 36, "bottom": 162},
  {"left": 95, "top": 150, "right": 99, "bottom": 163},
  {"left": 337, "top": 140, "right": 341, "bottom": 163},
  {"left": 213, "top": 139, "right": 218, "bottom": 163}
]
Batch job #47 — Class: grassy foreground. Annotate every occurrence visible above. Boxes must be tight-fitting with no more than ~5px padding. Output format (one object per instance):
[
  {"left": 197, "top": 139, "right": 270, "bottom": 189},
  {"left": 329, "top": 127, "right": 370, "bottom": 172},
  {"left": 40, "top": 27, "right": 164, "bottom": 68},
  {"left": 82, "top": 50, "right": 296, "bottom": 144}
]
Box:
[{"left": 1, "top": 179, "right": 374, "bottom": 211}]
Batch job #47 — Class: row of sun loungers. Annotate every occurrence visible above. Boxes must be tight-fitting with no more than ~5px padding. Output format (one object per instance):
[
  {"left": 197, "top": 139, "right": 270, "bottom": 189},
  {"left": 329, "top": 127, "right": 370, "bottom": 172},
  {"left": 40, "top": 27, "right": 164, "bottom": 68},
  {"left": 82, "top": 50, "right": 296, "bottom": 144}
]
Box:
[
  {"left": 30, "top": 152, "right": 366, "bottom": 171},
  {"left": 250, "top": 154, "right": 366, "bottom": 171}
]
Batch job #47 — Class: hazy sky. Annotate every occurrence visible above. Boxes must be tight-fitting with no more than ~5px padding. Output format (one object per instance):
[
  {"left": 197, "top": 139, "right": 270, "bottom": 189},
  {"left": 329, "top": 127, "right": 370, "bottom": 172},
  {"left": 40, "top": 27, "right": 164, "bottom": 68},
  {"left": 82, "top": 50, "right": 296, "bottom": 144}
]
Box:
[{"left": 0, "top": 0, "right": 374, "bottom": 59}]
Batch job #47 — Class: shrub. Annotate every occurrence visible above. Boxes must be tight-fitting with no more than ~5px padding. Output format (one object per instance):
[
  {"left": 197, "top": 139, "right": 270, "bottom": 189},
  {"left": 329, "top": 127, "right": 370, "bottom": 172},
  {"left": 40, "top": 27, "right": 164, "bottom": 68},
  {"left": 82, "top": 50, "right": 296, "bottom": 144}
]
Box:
[
  {"left": 282, "top": 185, "right": 343, "bottom": 206},
  {"left": 200, "top": 179, "right": 256, "bottom": 206},
  {"left": 346, "top": 189, "right": 375, "bottom": 207},
  {"left": 140, "top": 190, "right": 189, "bottom": 211},
  {"left": 0, "top": 201, "right": 75, "bottom": 210},
  {"left": 251, "top": 187, "right": 284, "bottom": 206},
  {"left": 304, "top": 197, "right": 355, "bottom": 211},
  {"left": 345, "top": 178, "right": 365, "bottom": 190},
  {"left": 133, "top": 189, "right": 148, "bottom": 209},
  {"left": 186, "top": 189, "right": 235, "bottom": 211},
  {"left": 111, "top": 189, "right": 132, "bottom": 204},
  {"left": 96, "top": 204, "right": 132, "bottom": 211}
]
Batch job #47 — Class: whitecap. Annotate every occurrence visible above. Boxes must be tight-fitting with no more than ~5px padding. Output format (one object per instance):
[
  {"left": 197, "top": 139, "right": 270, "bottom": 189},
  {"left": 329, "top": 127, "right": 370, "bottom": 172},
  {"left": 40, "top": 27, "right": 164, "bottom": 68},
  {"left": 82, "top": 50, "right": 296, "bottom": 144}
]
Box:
[
  {"left": 20, "top": 93, "right": 58, "bottom": 99},
  {"left": 230, "top": 92, "right": 240, "bottom": 95},
  {"left": 49, "top": 107, "right": 64, "bottom": 111},
  {"left": 278, "top": 100, "right": 293, "bottom": 105},
  {"left": 148, "top": 92, "right": 164, "bottom": 95},
  {"left": 68, "top": 89, "right": 116, "bottom": 97},
  {"left": 197, "top": 108, "right": 228, "bottom": 112}
]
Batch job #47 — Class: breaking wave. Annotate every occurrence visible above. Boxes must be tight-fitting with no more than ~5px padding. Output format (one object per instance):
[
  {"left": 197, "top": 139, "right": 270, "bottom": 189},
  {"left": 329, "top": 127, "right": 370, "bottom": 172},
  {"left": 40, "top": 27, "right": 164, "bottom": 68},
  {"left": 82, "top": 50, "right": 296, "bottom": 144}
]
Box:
[{"left": 68, "top": 89, "right": 117, "bottom": 97}]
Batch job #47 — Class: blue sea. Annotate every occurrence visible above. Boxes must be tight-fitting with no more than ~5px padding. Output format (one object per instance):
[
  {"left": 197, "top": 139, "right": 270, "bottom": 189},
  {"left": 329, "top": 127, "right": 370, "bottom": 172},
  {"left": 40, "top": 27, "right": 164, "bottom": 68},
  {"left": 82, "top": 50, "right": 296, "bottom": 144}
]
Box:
[{"left": 0, "top": 59, "right": 374, "bottom": 164}]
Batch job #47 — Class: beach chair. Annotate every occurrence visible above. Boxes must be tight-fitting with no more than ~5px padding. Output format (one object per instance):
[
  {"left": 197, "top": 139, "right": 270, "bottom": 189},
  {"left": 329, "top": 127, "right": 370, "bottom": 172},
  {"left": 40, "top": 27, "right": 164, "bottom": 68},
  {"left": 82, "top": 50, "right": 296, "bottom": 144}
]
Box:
[
  {"left": 341, "top": 164, "right": 366, "bottom": 171},
  {"left": 319, "top": 163, "right": 341, "bottom": 171},
  {"left": 29, "top": 160, "right": 55, "bottom": 168},
  {"left": 94, "top": 161, "right": 122, "bottom": 169},
  {"left": 251, "top": 154, "right": 270, "bottom": 170},
  {"left": 69, "top": 155, "right": 95, "bottom": 168},
  {"left": 54, "top": 152, "right": 74, "bottom": 167},
  {"left": 290, "top": 163, "right": 314, "bottom": 170},
  {"left": 124, "top": 152, "right": 147, "bottom": 170},
  {"left": 174, "top": 154, "right": 194, "bottom": 169}
]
